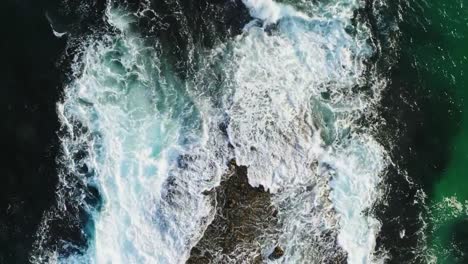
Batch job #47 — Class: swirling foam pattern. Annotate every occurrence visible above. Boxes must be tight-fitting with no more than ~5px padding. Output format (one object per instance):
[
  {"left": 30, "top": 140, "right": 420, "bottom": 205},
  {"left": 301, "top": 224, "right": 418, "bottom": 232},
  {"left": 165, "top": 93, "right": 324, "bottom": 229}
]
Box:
[{"left": 32, "top": 0, "right": 389, "bottom": 263}]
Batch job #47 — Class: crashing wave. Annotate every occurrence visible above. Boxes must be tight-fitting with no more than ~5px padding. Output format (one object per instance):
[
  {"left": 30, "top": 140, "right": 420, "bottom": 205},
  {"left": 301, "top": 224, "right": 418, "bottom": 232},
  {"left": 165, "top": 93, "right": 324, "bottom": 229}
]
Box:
[{"left": 32, "top": 0, "right": 389, "bottom": 263}]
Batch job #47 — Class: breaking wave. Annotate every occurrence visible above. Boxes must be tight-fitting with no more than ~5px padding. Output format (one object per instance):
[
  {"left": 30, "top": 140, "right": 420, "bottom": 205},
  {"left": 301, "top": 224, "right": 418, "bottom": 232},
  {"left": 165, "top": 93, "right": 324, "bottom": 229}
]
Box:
[{"left": 32, "top": 0, "right": 390, "bottom": 263}]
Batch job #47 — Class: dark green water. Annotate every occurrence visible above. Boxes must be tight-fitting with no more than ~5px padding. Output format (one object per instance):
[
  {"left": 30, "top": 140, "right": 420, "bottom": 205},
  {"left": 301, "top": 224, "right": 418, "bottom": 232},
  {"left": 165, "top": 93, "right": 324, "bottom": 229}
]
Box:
[{"left": 399, "top": 0, "right": 468, "bottom": 262}]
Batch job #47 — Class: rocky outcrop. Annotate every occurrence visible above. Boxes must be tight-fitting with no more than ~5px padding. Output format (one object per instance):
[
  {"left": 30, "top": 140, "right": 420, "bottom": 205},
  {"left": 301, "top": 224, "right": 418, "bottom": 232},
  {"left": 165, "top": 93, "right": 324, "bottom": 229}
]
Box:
[{"left": 187, "top": 160, "right": 279, "bottom": 263}]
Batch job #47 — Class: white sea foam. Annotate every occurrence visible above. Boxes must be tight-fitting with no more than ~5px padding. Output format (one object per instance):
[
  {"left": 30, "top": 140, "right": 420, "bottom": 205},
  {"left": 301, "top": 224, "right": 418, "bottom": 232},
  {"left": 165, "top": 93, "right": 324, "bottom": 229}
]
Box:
[
  {"left": 223, "top": 0, "right": 387, "bottom": 262},
  {"left": 45, "top": 12, "right": 67, "bottom": 38},
  {"left": 33, "top": 3, "right": 230, "bottom": 263},
  {"left": 241, "top": 0, "right": 309, "bottom": 24},
  {"left": 33, "top": 0, "right": 389, "bottom": 263}
]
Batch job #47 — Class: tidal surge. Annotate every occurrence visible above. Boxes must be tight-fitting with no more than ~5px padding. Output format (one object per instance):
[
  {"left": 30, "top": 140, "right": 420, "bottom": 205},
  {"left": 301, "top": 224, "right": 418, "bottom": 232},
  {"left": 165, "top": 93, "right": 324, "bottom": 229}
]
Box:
[{"left": 31, "top": 0, "right": 393, "bottom": 263}]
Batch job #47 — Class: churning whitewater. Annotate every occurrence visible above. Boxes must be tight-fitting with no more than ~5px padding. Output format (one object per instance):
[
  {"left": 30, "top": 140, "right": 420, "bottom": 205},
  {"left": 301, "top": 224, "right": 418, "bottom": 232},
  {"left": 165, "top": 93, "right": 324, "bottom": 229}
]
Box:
[{"left": 32, "top": 0, "right": 390, "bottom": 263}]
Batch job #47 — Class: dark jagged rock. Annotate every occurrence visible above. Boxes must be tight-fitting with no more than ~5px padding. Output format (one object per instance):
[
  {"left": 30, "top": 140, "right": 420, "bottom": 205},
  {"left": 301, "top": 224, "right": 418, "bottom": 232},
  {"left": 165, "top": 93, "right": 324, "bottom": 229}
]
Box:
[
  {"left": 268, "top": 246, "right": 284, "bottom": 260},
  {"left": 187, "top": 160, "right": 279, "bottom": 263}
]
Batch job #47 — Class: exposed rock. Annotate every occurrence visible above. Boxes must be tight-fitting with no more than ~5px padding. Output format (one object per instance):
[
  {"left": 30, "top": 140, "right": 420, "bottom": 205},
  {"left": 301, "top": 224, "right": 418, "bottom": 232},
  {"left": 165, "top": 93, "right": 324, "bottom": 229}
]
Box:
[
  {"left": 268, "top": 245, "right": 284, "bottom": 260},
  {"left": 187, "top": 160, "right": 279, "bottom": 263}
]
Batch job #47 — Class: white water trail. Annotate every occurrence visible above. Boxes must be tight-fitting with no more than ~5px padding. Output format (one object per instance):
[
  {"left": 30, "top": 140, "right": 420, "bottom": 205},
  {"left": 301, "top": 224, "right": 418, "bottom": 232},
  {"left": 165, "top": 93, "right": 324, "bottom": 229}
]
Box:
[
  {"left": 222, "top": 0, "right": 388, "bottom": 263},
  {"left": 33, "top": 3, "right": 230, "bottom": 263},
  {"left": 33, "top": 0, "right": 389, "bottom": 263}
]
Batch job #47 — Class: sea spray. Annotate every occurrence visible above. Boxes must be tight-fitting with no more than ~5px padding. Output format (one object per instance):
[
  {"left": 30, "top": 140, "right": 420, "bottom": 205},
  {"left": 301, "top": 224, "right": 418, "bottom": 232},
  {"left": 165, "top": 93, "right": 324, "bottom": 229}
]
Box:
[
  {"left": 32, "top": 0, "right": 390, "bottom": 263},
  {"left": 225, "top": 0, "right": 388, "bottom": 262},
  {"left": 33, "top": 3, "right": 231, "bottom": 263}
]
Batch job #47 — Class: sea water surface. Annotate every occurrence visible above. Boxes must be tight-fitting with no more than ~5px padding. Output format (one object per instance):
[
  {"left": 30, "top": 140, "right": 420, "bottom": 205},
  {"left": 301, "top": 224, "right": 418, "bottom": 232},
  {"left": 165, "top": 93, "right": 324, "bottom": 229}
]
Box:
[
  {"left": 7, "top": 0, "right": 464, "bottom": 263},
  {"left": 397, "top": 0, "right": 468, "bottom": 263}
]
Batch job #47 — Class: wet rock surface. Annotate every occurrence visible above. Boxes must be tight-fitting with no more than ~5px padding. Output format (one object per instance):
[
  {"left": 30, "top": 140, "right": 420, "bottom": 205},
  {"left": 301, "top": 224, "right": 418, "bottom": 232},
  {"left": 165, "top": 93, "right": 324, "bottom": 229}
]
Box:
[
  {"left": 268, "top": 246, "right": 284, "bottom": 260},
  {"left": 187, "top": 160, "right": 279, "bottom": 263}
]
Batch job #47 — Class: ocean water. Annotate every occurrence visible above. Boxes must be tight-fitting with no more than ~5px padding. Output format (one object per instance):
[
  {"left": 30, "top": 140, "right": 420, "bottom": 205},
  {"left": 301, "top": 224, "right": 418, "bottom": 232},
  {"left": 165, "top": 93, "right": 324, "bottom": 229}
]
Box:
[
  {"left": 370, "top": 0, "right": 468, "bottom": 262},
  {"left": 395, "top": 0, "right": 468, "bottom": 263},
  {"left": 2, "top": 0, "right": 467, "bottom": 263}
]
